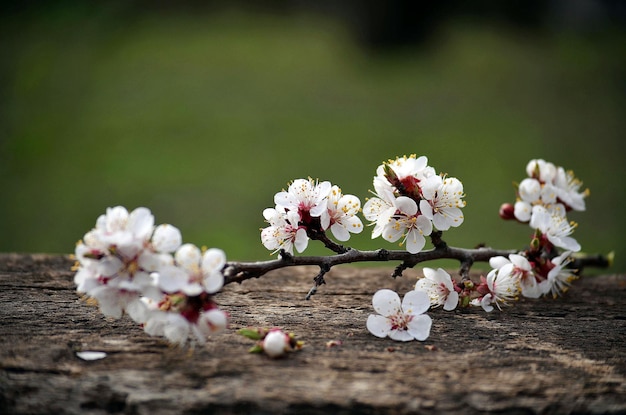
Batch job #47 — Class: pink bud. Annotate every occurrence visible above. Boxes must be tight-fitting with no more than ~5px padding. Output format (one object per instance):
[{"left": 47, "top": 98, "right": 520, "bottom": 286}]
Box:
[{"left": 499, "top": 203, "right": 516, "bottom": 220}]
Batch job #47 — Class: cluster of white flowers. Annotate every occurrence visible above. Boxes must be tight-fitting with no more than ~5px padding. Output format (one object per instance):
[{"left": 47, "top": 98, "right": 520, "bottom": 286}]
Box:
[
  {"left": 512, "top": 159, "right": 587, "bottom": 252},
  {"left": 451, "top": 159, "right": 589, "bottom": 314},
  {"left": 74, "top": 206, "right": 228, "bottom": 346},
  {"left": 261, "top": 179, "right": 363, "bottom": 255},
  {"left": 363, "top": 155, "right": 466, "bottom": 254},
  {"left": 471, "top": 251, "right": 576, "bottom": 312},
  {"left": 400, "top": 250, "right": 577, "bottom": 316}
]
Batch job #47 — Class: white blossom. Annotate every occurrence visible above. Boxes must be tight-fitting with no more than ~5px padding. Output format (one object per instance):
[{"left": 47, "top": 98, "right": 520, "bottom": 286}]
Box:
[
  {"left": 415, "top": 267, "right": 459, "bottom": 310},
  {"left": 260, "top": 208, "right": 308, "bottom": 255},
  {"left": 274, "top": 178, "right": 331, "bottom": 219},
  {"left": 554, "top": 167, "right": 587, "bottom": 211},
  {"left": 366, "top": 289, "right": 432, "bottom": 341},
  {"left": 365, "top": 193, "right": 432, "bottom": 253},
  {"left": 156, "top": 244, "right": 226, "bottom": 296},
  {"left": 530, "top": 205, "right": 581, "bottom": 252},
  {"left": 419, "top": 176, "right": 466, "bottom": 231},
  {"left": 321, "top": 185, "right": 363, "bottom": 241},
  {"left": 472, "top": 266, "right": 520, "bottom": 312},
  {"left": 545, "top": 251, "right": 578, "bottom": 298},
  {"left": 364, "top": 155, "right": 464, "bottom": 252},
  {"left": 143, "top": 308, "right": 228, "bottom": 346},
  {"left": 385, "top": 197, "right": 433, "bottom": 254},
  {"left": 489, "top": 254, "right": 546, "bottom": 299},
  {"left": 513, "top": 178, "right": 558, "bottom": 222},
  {"left": 526, "top": 159, "right": 557, "bottom": 183},
  {"left": 363, "top": 190, "right": 397, "bottom": 240}
]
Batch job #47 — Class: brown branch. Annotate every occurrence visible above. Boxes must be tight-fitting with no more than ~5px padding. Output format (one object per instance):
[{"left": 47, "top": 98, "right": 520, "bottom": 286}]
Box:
[
  {"left": 222, "top": 245, "right": 519, "bottom": 286},
  {"left": 570, "top": 252, "right": 614, "bottom": 274},
  {"left": 222, "top": 230, "right": 612, "bottom": 291}
]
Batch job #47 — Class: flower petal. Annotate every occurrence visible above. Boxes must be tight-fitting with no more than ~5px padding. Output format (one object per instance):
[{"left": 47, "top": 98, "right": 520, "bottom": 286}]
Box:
[
  {"left": 363, "top": 197, "right": 386, "bottom": 221},
  {"left": 401, "top": 289, "right": 430, "bottom": 315},
  {"left": 372, "top": 289, "right": 401, "bottom": 317},
  {"left": 125, "top": 298, "right": 149, "bottom": 324},
  {"left": 76, "top": 351, "right": 107, "bottom": 361},
  {"left": 203, "top": 271, "right": 224, "bottom": 294},
  {"left": 202, "top": 248, "right": 226, "bottom": 273},
  {"left": 330, "top": 223, "right": 350, "bottom": 242},
  {"left": 197, "top": 309, "right": 228, "bottom": 335},
  {"left": 338, "top": 195, "right": 361, "bottom": 215},
  {"left": 294, "top": 228, "right": 309, "bottom": 253},
  {"left": 181, "top": 282, "right": 204, "bottom": 297},
  {"left": 419, "top": 199, "right": 433, "bottom": 220},
  {"left": 405, "top": 229, "right": 426, "bottom": 254},
  {"left": 443, "top": 290, "right": 459, "bottom": 311},
  {"left": 175, "top": 243, "right": 202, "bottom": 272},
  {"left": 389, "top": 329, "right": 414, "bottom": 342},
  {"left": 152, "top": 224, "right": 182, "bottom": 253},
  {"left": 156, "top": 265, "right": 189, "bottom": 293},
  {"left": 138, "top": 251, "right": 174, "bottom": 273},
  {"left": 549, "top": 235, "right": 581, "bottom": 252},
  {"left": 310, "top": 199, "right": 329, "bottom": 217},
  {"left": 406, "top": 314, "right": 432, "bottom": 341},
  {"left": 163, "top": 314, "right": 190, "bottom": 346},
  {"left": 105, "top": 206, "right": 129, "bottom": 232},
  {"left": 343, "top": 216, "right": 363, "bottom": 234},
  {"left": 509, "top": 254, "right": 531, "bottom": 270},
  {"left": 98, "top": 256, "right": 123, "bottom": 277},
  {"left": 382, "top": 220, "right": 403, "bottom": 243},
  {"left": 366, "top": 314, "right": 391, "bottom": 338},
  {"left": 489, "top": 256, "right": 510, "bottom": 270},
  {"left": 128, "top": 207, "right": 154, "bottom": 240},
  {"left": 480, "top": 294, "right": 495, "bottom": 312},
  {"left": 395, "top": 196, "right": 418, "bottom": 216},
  {"left": 514, "top": 201, "right": 532, "bottom": 222}
]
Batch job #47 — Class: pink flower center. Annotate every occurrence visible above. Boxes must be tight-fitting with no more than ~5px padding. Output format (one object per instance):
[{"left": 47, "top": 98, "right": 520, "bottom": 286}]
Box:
[
  {"left": 297, "top": 203, "right": 313, "bottom": 224},
  {"left": 437, "top": 282, "right": 450, "bottom": 297},
  {"left": 389, "top": 312, "right": 413, "bottom": 331}
]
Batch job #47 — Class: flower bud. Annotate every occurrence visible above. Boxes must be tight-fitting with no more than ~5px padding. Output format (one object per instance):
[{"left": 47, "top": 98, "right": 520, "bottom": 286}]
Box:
[
  {"left": 498, "top": 203, "right": 516, "bottom": 220},
  {"left": 530, "top": 236, "right": 541, "bottom": 251},
  {"left": 383, "top": 163, "right": 398, "bottom": 184},
  {"left": 262, "top": 329, "right": 291, "bottom": 358}
]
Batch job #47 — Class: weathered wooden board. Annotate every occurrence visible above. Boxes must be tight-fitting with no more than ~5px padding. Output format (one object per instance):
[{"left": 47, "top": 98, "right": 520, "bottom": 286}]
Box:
[{"left": 0, "top": 253, "right": 624, "bottom": 414}]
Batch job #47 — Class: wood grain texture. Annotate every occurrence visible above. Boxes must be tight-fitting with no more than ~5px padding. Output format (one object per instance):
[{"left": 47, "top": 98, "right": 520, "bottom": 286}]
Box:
[{"left": 0, "top": 253, "right": 624, "bottom": 414}]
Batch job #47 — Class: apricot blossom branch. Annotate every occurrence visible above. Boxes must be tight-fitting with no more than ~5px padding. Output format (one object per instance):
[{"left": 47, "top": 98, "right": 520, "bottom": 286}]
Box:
[{"left": 71, "top": 155, "right": 612, "bottom": 348}]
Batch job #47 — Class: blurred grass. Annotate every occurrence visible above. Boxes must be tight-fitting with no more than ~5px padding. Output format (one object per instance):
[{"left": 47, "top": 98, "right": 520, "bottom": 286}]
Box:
[{"left": 1, "top": 6, "right": 624, "bottom": 273}]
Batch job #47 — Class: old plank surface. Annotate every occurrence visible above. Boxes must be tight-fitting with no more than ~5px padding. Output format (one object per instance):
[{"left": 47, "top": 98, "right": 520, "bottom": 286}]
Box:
[{"left": 0, "top": 253, "right": 624, "bottom": 415}]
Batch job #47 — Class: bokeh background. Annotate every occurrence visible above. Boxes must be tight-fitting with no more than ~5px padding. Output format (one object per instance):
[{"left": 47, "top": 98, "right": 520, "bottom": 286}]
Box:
[{"left": 1, "top": 1, "right": 625, "bottom": 272}]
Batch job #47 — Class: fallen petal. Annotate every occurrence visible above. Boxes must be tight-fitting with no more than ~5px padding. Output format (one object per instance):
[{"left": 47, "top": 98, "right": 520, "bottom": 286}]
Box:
[{"left": 76, "top": 351, "right": 107, "bottom": 361}]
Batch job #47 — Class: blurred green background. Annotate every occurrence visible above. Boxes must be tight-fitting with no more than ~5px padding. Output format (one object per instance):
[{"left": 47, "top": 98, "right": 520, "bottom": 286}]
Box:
[{"left": 1, "top": 1, "right": 624, "bottom": 272}]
